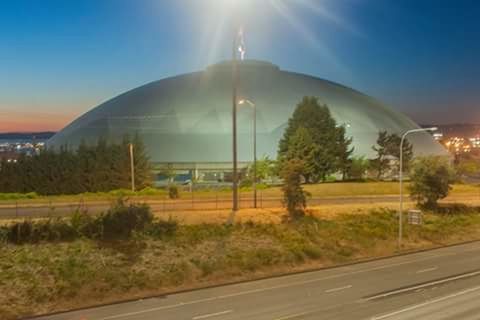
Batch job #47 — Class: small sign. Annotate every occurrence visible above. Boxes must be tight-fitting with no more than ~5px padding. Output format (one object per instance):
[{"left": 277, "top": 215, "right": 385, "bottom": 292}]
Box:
[{"left": 408, "top": 209, "right": 423, "bottom": 225}]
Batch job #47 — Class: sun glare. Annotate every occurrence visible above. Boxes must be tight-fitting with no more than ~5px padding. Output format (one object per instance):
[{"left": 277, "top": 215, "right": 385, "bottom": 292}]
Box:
[{"left": 190, "top": 0, "right": 359, "bottom": 73}]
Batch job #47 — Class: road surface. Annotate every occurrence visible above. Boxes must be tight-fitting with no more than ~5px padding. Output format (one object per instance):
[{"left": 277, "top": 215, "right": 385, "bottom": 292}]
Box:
[{"left": 34, "top": 241, "right": 480, "bottom": 320}]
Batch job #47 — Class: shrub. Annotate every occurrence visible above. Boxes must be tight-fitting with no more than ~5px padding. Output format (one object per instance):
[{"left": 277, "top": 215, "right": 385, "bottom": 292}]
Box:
[
  {"left": 146, "top": 218, "right": 178, "bottom": 239},
  {"left": 70, "top": 210, "right": 102, "bottom": 239},
  {"left": 99, "top": 200, "right": 153, "bottom": 240},
  {"left": 281, "top": 159, "right": 310, "bottom": 219},
  {"left": 4, "top": 200, "right": 157, "bottom": 244},
  {"left": 0, "top": 226, "right": 9, "bottom": 243},
  {"left": 168, "top": 184, "right": 179, "bottom": 199},
  {"left": 409, "top": 156, "right": 455, "bottom": 209},
  {"left": 347, "top": 156, "right": 370, "bottom": 180},
  {"left": 0, "top": 192, "right": 38, "bottom": 201},
  {"left": 6, "top": 218, "right": 76, "bottom": 244}
]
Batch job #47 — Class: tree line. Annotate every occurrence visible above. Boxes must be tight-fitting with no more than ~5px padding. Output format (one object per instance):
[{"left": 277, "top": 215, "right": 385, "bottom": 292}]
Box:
[{"left": 0, "top": 135, "right": 152, "bottom": 195}]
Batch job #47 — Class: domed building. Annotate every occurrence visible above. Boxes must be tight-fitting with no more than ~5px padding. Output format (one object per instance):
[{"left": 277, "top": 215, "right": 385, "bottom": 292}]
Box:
[{"left": 48, "top": 60, "right": 446, "bottom": 181}]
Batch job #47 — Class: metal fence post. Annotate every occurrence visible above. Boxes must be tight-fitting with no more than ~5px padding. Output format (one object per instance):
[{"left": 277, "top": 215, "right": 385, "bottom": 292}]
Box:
[{"left": 192, "top": 184, "right": 194, "bottom": 210}]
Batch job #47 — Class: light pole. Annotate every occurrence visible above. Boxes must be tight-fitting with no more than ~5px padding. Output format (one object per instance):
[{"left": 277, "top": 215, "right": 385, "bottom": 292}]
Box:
[
  {"left": 239, "top": 99, "right": 257, "bottom": 208},
  {"left": 228, "top": 26, "right": 245, "bottom": 224},
  {"left": 129, "top": 143, "right": 135, "bottom": 192},
  {"left": 398, "top": 127, "right": 437, "bottom": 249}
]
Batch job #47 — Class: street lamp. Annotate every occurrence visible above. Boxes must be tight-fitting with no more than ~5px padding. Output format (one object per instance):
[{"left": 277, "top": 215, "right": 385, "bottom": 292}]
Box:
[
  {"left": 228, "top": 26, "right": 246, "bottom": 224},
  {"left": 398, "top": 127, "right": 437, "bottom": 249},
  {"left": 239, "top": 99, "right": 257, "bottom": 208}
]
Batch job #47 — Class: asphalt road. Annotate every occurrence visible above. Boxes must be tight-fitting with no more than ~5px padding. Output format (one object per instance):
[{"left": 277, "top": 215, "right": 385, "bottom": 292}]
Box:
[
  {"left": 34, "top": 241, "right": 480, "bottom": 320},
  {"left": 2, "top": 195, "right": 478, "bottom": 219}
]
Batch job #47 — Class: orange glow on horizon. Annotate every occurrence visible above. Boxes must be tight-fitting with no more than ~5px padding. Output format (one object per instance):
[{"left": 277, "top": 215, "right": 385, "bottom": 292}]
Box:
[{"left": 0, "top": 112, "right": 76, "bottom": 133}]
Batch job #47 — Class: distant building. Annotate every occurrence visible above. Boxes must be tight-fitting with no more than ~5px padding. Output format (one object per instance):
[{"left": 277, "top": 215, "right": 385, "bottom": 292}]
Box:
[
  {"left": 433, "top": 132, "right": 444, "bottom": 141},
  {"left": 470, "top": 137, "right": 480, "bottom": 148}
]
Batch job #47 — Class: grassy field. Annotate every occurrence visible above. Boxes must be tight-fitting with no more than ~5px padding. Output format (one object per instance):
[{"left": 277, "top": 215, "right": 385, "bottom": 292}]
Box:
[
  {"left": 2, "top": 205, "right": 480, "bottom": 319},
  {"left": 0, "top": 182, "right": 478, "bottom": 205}
]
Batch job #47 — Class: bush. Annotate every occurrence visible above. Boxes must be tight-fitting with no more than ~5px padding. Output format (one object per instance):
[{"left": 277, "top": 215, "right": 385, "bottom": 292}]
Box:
[
  {"left": 70, "top": 210, "right": 102, "bottom": 239},
  {"left": 409, "top": 156, "right": 455, "bottom": 209},
  {"left": 0, "top": 225, "right": 9, "bottom": 243},
  {"left": 347, "top": 156, "right": 369, "bottom": 180},
  {"left": 3, "top": 200, "right": 157, "bottom": 244},
  {"left": 6, "top": 218, "right": 76, "bottom": 244},
  {"left": 168, "top": 185, "right": 179, "bottom": 199},
  {"left": 281, "top": 159, "right": 310, "bottom": 219},
  {"left": 0, "top": 192, "right": 38, "bottom": 201},
  {"left": 146, "top": 218, "right": 178, "bottom": 239},
  {"left": 100, "top": 200, "right": 153, "bottom": 239}
]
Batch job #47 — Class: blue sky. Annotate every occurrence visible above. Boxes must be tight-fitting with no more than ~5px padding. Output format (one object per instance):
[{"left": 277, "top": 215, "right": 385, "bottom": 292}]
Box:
[{"left": 1, "top": 0, "right": 479, "bottom": 131}]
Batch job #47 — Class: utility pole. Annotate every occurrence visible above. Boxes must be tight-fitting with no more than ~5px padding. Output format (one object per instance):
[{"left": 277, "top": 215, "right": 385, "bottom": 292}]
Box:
[
  {"left": 129, "top": 143, "right": 135, "bottom": 192},
  {"left": 228, "top": 27, "right": 243, "bottom": 224},
  {"left": 253, "top": 100, "right": 257, "bottom": 208}
]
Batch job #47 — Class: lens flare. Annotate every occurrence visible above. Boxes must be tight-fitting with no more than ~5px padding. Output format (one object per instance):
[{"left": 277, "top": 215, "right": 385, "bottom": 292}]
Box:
[{"left": 189, "top": 0, "right": 360, "bottom": 74}]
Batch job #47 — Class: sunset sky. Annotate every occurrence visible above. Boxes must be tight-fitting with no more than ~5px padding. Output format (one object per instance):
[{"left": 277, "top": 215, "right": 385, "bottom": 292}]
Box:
[{"left": 1, "top": 0, "right": 479, "bottom": 132}]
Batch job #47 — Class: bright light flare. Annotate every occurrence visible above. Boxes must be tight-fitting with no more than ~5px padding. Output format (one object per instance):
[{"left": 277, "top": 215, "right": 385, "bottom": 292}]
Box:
[{"left": 188, "top": 0, "right": 361, "bottom": 72}]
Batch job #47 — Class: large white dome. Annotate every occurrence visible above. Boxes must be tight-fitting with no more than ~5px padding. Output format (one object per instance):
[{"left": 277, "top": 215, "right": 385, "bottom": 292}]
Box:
[{"left": 48, "top": 60, "right": 446, "bottom": 163}]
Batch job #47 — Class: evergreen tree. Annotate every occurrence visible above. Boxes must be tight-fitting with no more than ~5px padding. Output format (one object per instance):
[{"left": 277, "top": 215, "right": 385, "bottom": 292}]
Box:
[
  {"left": 371, "top": 131, "right": 390, "bottom": 179},
  {"left": 346, "top": 156, "right": 370, "bottom": 180},
  {"left": 278, "top": 96, "right": 353, "bottom": 182},
  {"left": 335, "top": 125, "right": 354, "bottom": 180},
  {"left": 77, "top": 140, "right": 96, "bottom": 192},
  {"left": 132, "top": 133, "right": 153, "bottom": 189},
  {"left": 284, "top": 127, "right": 318, "bottom": 182},
  {"left": 109, "top": 135, "right": 131, "bottom": 190},
  {"left": 387, "top": 133, "right": 413, "bottom": 175},
  {"left": 371, "top": 131, "right": 413, "bottom": 179},
  {"left": 0, "top": 135, "right": 153, "bottom": 195}
]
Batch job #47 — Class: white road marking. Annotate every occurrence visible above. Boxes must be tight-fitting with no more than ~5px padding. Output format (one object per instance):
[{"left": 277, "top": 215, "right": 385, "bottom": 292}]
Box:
[
  {"left": 365, "top": 269, "right": 480, "bottom": 301},
  {"left": 325, "top": 285, "right": 352, "bottom": 293},
  {"left": 98, "top": 246, "right": 480, "bottom": 320},
  {"left": 192, "top": 310, "right": 233, "bottom": 319},
  {"left": 416, "top": 266, "right": 438, "bottom": 274},
  {"left": 370, "top": 285, "right": 480, "bottom": 319},
  {"left": 275, "top": 311, "right": 312, "bottom": 320},
  {"left": 100, "top": 298, "right": 220, "bottom": 320}
]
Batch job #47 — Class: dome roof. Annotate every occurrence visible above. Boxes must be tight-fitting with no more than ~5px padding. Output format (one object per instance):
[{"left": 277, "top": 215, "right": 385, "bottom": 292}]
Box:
[{"left": 48, "top": 60, "right": 446, "bottom": 163}]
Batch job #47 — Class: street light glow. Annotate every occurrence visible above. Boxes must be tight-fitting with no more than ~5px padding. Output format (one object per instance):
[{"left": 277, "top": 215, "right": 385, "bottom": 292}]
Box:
[
  {"left": 188, "top": 0, "right": 355, "bottom": 69},
  {"left": 238, "top": 99, "right": 255, "bottom": 107}
]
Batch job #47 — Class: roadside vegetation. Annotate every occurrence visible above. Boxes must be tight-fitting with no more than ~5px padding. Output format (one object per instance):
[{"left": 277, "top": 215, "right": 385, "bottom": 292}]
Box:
[
  {"left": 0, "top": 134, "right": 152, "bottom": 195},
  {"left": 2, "top": 200, "right": 480, "bottom": 319}
]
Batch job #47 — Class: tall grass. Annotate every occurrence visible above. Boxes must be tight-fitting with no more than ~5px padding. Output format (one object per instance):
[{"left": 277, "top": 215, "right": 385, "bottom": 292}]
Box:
[{"left": 3, "top": 205, "right": 480, "bottom": 319}]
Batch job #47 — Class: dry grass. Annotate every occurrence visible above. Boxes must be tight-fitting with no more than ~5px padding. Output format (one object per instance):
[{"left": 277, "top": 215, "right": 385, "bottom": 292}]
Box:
[
  {"left": 3, "top": 204, "right": 480, "bottom": 319},
  {"left": 0, "top": 182, "right": 478, "bottom": 206},
  {"left": 152, "top": 195, "right": 480, "bottom": 225}
]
